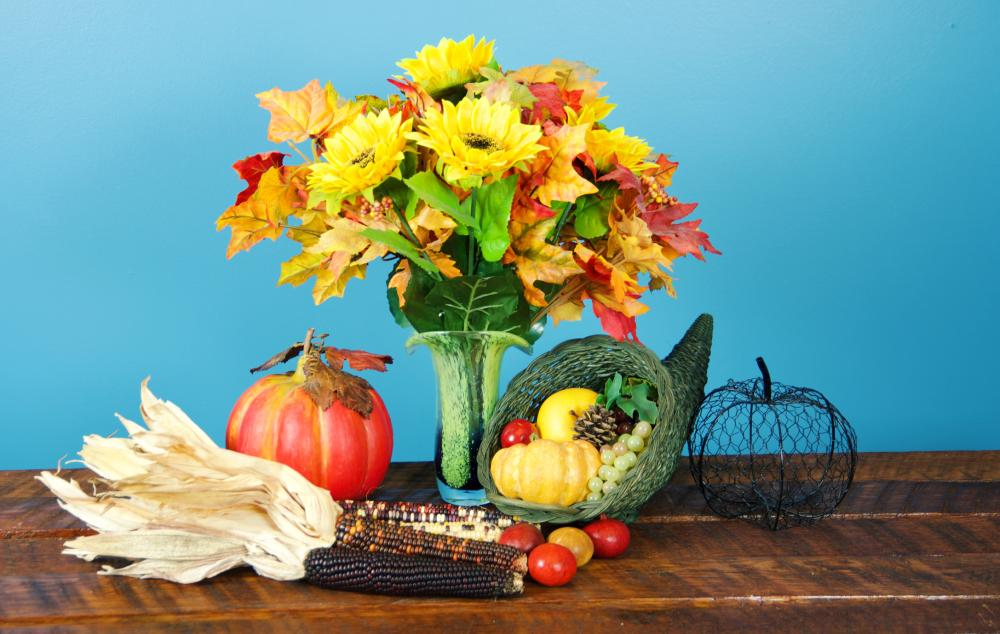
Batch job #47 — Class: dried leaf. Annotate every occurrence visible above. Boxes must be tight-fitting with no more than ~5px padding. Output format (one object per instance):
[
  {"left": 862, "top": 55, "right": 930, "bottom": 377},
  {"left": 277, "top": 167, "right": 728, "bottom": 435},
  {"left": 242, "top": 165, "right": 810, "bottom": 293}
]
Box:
[
  {"left": 249, "top": 343, "right": 304, "bottom": 374},
  {"left": 324, "top": 347, "right": 393, "bottom": 373}
]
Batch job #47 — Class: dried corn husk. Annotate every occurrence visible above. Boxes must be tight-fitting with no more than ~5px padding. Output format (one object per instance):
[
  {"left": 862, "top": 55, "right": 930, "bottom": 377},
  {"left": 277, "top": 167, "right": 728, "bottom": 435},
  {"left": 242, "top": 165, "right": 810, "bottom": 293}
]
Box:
[{"left": 37, "top": 379, "right": 340, "bottom": 583}]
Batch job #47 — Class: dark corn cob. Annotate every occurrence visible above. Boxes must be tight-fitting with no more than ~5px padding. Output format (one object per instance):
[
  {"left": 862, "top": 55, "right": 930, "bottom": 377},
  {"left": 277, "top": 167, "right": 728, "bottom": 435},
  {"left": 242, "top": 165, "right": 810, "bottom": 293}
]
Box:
[
  {"left": 337, "top": 500, "right": 516, "bottom": 526},
  {"left": 335, "top": 516, "right": 528, "bottom": 574},
  {"left": 304, "top": 546, "right": 523, "bottom": 598}
]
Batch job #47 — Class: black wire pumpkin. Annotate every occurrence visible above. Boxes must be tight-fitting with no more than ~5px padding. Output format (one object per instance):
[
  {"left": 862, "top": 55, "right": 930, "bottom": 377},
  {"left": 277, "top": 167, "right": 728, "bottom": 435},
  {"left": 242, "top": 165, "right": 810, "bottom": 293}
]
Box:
[{"left": 688, "top": 357, "right": 857, "bottom": 529}]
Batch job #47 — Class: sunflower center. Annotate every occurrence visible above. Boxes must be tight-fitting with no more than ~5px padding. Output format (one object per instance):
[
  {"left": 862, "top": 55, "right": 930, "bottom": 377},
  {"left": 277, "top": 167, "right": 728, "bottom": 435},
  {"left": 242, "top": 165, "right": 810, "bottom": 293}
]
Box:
[
  {"left": 459, "top": 133, "right": 503, "bottom": 153},
  {"left": 350, "top": 147, "right": 375, "bottom": 168}
]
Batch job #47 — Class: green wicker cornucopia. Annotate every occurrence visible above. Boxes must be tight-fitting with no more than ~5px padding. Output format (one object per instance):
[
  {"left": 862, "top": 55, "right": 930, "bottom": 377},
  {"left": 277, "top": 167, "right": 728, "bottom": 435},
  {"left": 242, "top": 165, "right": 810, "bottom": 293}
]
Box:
[{"left": 477, "top": 314, "right": 714, "bottom": 524}]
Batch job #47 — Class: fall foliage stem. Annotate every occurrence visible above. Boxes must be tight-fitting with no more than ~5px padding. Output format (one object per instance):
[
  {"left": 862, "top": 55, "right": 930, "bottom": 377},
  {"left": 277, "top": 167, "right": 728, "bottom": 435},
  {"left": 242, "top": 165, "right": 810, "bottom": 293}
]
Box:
[{"left": 286, "top": 141, "right": 312, "bottom": 164}]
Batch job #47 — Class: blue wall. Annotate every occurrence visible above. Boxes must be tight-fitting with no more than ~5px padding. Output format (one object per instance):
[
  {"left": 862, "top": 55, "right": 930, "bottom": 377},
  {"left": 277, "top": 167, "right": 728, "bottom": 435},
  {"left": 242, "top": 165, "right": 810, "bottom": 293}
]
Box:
[{"left": 2, "top": 1, "right": 997, "bottom": 469}]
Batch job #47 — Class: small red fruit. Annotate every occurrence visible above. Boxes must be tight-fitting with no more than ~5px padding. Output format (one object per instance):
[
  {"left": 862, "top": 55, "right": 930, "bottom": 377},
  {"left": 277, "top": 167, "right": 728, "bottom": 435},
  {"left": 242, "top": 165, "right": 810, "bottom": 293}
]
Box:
[
  {"left": 498, "top": 522, "right": 545, "bottom": 554},
  {"left": 528, "top": 543, "right": 577, "bottom": 587},
  {"left": 582, "top": 517, "right": 631, "bottom": 558},
  {"left": 500, "top": 419, "right": 538, "bottom": 448}
]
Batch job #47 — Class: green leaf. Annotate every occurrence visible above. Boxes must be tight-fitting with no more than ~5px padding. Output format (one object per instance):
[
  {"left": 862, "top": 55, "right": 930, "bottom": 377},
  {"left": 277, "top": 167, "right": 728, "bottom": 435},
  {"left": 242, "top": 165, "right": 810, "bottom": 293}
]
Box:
[
  {"left": 617, "top": 382, "right": 659, "bottom": 423},
  {"left": 359, "top": 229, "right": 441, "bottom": 278},
  {"left": 397, "top": 265, "right": 442, "bottom": 331},
  {"left": 425, "top": 274, "right": 520, "bottom": 332},
  {"left": 474, "top": 175, "right": 517, "bottom": 262},
  {"left": 573, "top": 184, "right": 615, "bottom": 239},
  {"left": 404, "top": 171, "right": 476, "bottom": 228}
]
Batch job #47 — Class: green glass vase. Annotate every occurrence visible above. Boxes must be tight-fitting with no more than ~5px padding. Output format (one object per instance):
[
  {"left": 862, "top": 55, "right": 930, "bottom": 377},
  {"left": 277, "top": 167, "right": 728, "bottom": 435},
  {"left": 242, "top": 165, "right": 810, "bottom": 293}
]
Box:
[{"left": 406, "top": 331, "right": 530, "bottom": 505}]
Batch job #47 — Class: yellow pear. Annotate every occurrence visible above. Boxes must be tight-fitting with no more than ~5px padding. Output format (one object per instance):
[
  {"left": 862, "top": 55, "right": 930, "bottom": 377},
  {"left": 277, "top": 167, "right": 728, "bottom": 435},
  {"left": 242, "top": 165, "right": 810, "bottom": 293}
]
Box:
[{"left": 536, "top": 388, "right": 599, "bottom": 442}]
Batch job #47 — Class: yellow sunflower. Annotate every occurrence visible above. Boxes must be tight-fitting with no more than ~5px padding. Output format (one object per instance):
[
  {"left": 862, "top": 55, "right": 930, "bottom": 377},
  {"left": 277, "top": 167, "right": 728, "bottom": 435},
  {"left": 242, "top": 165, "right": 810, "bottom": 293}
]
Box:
[
  {"left": 410, "top": 98, "right": 545, "bottom": 186},
  {"left": 587, "top": 126, "right": 655, "bottom": 173},
  {"left": 307, "top": 109, "right": 413, "bottom": 204},
  {"left": 397, "top": 35, "right": 494, "bottom": 97}
]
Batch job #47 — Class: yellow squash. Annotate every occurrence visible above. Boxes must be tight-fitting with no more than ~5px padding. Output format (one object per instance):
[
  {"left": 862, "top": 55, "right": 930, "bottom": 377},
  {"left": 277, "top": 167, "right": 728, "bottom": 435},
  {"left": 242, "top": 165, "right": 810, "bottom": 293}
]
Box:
[{"left": 490, "top": 439, "right": 602, "bottom": 507}]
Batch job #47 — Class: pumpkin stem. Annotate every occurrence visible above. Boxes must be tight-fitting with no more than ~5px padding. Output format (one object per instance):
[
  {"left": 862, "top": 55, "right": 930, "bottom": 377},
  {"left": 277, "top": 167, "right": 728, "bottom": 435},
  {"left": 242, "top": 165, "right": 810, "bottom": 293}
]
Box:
[
  {"left": 302, "top": 327, "right": 316, "bottom": 356},
  {"left": 755, "top": 357, "right": 772, "bottom": 401}
]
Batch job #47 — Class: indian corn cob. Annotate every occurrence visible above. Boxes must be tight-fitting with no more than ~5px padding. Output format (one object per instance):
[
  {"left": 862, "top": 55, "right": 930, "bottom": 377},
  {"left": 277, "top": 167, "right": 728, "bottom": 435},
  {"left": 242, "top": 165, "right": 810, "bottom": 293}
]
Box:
[
  {"left": 335, "top": 516, "right": 527, "bottom": 574},
  {"left": 35, "top": 381, "right": 525, "bottom": 599},
  {"left": 337, "top": 499, "right": 516, "bottom": 526},
  {"left": 304, "top": 546, "right": 523, "bottom": 598}
]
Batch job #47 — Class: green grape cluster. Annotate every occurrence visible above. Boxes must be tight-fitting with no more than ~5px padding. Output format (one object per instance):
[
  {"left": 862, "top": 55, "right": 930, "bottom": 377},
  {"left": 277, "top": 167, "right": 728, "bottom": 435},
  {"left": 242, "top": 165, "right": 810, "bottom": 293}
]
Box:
[{"left": 585, "top": 420, "right": 654, "bottom": 501}]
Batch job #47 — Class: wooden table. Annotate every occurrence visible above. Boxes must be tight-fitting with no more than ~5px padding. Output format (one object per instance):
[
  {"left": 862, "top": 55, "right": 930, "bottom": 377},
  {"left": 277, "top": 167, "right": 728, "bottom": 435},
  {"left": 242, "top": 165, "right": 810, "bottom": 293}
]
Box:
[{"left": 1, "top": 452, "right": 998, "bottom": 632}]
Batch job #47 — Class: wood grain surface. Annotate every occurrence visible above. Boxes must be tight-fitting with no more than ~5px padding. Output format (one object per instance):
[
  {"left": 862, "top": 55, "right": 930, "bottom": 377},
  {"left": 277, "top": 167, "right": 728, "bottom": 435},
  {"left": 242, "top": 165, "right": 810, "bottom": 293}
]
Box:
[{"left": 1, "top": 452, "right": 998, "bottom": 632}]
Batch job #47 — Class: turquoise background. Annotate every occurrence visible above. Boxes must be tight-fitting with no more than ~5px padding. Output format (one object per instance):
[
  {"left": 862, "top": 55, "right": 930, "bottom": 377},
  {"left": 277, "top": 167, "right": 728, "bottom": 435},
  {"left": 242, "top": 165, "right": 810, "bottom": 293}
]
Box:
[{"left": 1, "top": 1, "right": 997, "bottom": 469}]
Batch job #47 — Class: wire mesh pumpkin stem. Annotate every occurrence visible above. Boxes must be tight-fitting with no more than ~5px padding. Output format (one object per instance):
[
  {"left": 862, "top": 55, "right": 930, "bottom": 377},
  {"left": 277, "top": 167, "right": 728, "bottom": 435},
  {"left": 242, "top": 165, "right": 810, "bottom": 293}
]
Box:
[{"left": 755, "top": 356, "right": 772, "bottom": 401}]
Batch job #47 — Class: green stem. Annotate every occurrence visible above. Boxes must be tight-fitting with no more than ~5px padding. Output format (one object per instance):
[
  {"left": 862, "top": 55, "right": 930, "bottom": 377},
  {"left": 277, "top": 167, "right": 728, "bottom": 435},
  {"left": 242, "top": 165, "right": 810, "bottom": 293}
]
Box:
[
  {"left": 548, "top": 203, "right": 574, "bottom": 243},
  {"left": 392, "top": 204, "right": 421, "bottom": 246},
  {"left": 467, "top": 189, "right": 478, "bottom": 275}
]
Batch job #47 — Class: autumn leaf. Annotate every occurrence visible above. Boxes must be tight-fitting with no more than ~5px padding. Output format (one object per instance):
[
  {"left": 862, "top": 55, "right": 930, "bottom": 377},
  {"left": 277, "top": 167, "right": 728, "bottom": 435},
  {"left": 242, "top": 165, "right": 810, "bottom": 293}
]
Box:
[
  {"left": 465, "top": 67, "right": 537, "bottom": 108},
  {"left": 597, "top": 162, "right": 643, "bottom": 193},
  {"left": 640, "top": 202, "right": 721, "bottom": 261},
  {"left": 216, "top": 199, "right": 282, "bottom": 258},
  {"left": 256, "top": 80, "right": 336, "bottom": 143},
  {"left": 573, "top": 244, "right": 643, "bottom": 304},
  {"left": 609, "top": 215, "right": 676, "bottom": 295},
  {"left": 278, "top": 250, "right": 328, "bottom": 287},
  {"left": 509, "top": 59, "right": 605, "bottom": 105},
  {"left": 506, "top": 217, "right": 581, "bottom": 306},
  {"left": 591, "top": 299, "right": 640, "bottom": 343},
  {"left": 254, "top": 166, "right": 304, "bottom": 225},
  {"left": 312, "top": 251, "right": 367, "bottom": 304},
  {"left": 648, "top": 154, "right": 679, "bottom": 188},
  {"left": 388, "top": 259, "right": 411, "bottom": 307},
  {"left": 549, "top": 298, "right": 585, "bottom": 325},
  {"left": 528, "top": 83, "right": 575, "bottom": 124},
  {"left": 531, "top": 123, "right": 598, "bottom": 206},
  {"left": 233, "top": 152, "right": 286, "bottom": 204},
  {"left": 325, "top": 347, "right": 393, "bottom": 372}
]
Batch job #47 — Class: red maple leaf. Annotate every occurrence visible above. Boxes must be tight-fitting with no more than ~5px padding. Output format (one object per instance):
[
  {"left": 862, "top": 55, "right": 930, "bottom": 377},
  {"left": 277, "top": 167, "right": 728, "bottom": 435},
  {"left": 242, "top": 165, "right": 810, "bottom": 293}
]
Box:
[
  {"left": 528, "top": 83, "right": 578, "bottom": 124},
  {"left": 597, "top": 162, "right": 643, "bottom": 192},
  {"left": 324, "top": 347, "right": 394, "bottom": 373},
  {"left": 641, "top": 201, "right": 700, "bottom": 229},
  {"left": 647, "top": 215, "right": 721, "bottom": 261},
  {"left": 232, "top": 152, "right": 286, "bottom": 204},
  {"left": 592, "top": 300, "right": 640, "bottom": 343}
]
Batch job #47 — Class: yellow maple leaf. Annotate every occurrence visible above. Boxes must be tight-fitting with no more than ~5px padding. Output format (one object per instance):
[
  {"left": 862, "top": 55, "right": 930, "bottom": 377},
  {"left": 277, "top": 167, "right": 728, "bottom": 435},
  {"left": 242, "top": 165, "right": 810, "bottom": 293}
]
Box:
[
  {"left": 531, "top": 123, "right": 598, "bottom": 206},
  {"left": 216, "top": 198, "right": 282, "bottom": 259},
  {"left": 505, "top": 217, "right": 581, "bottom": 306},
  {"left": 278, "top": 250, "right": 328, "bottom": 287},
  {"left": 256, "top": 80, "right": 336, "bottom": 143},
  {"left": 312, "top": 251, "right": 367, "bottom": 304},
  {"left": 549, "top": 298, "right": 585, "bottom": 325}
]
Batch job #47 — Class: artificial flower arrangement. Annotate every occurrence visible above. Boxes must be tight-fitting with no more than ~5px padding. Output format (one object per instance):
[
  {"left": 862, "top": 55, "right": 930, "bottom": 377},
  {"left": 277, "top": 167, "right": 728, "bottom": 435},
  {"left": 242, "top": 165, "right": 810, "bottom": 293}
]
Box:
[{"left": 216, "top": 35, "right": 718, "bottom": 343}]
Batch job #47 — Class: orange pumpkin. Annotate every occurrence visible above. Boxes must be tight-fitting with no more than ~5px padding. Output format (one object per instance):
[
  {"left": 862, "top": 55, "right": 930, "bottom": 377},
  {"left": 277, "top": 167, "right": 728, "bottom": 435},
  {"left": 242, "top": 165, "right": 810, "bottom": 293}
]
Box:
[{"left": 226, "top": 341, "right": 393, "bottom": 500}]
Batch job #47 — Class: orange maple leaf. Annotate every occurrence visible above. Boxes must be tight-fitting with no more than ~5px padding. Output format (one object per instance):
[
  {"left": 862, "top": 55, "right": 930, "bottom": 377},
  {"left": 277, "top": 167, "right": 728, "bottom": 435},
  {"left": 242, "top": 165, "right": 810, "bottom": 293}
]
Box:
[{"left": 531, "top": 123, "right": 598, "bottom": 206}]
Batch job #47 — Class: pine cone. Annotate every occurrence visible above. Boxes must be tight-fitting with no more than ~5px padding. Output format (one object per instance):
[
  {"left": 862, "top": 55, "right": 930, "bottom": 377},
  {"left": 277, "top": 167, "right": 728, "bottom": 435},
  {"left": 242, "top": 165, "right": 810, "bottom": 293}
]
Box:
[{"left": 574, "top": 404, "right": 619, "bottom": 449}]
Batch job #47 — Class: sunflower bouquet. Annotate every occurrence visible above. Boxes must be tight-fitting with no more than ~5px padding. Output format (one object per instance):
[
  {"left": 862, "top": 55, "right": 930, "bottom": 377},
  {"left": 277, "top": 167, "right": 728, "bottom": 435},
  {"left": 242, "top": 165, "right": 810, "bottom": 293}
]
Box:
[{"left": 217, "top": 36, "right": 718, "bottom": 342}]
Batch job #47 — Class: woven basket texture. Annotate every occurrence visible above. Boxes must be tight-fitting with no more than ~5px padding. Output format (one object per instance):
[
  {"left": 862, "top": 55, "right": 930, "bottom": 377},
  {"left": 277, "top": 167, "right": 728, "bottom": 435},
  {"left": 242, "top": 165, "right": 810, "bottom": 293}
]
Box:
[{"left": 478, "top": 314, "right": 713, "bottom": 524}]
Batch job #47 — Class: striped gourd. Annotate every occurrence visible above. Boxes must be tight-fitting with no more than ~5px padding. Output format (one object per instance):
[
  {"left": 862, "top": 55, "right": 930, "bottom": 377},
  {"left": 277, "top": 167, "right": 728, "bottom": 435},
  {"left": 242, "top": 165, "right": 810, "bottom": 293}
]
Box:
[
  {"left": 304, "top": 547, "right": 524, "bottom": 598},
  {"left": 336, "top": 516, "right": 527, "bottom": 574}
]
